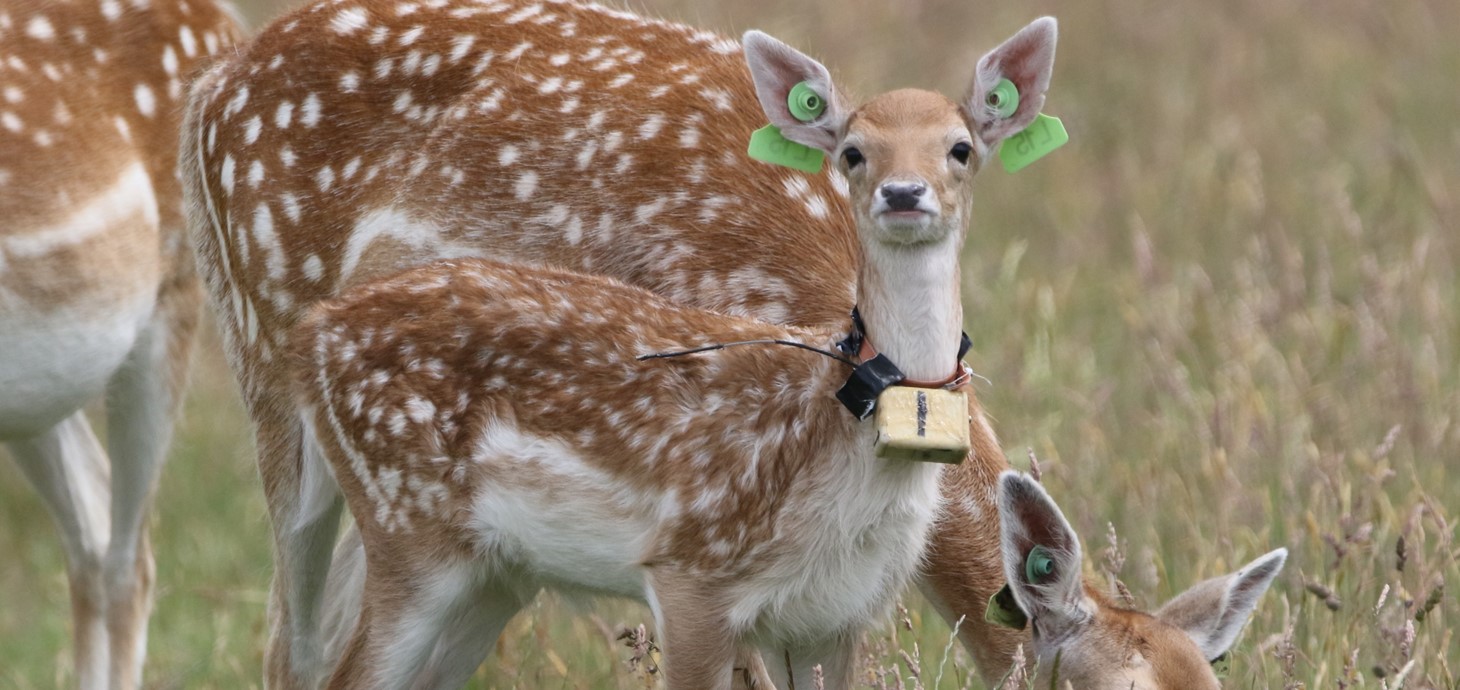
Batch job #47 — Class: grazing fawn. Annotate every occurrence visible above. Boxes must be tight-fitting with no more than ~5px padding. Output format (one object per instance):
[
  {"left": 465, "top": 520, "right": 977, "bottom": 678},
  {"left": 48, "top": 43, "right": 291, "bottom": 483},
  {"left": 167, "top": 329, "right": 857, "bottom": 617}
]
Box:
[
  {"left": 993, "top": 472, "right": 1287, "bottom": 689},
  {"left": 0, "top": 0, "right": 240, "bottom": 687},
  {"left": 183, "top": 0, "right": 1053, "bottom": 683}
]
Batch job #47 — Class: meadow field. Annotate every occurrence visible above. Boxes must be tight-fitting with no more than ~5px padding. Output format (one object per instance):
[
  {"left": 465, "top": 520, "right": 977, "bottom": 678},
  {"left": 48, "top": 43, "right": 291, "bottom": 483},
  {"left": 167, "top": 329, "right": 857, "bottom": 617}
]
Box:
[{"left": 2, "top": 0, "right": 1457, "bottom": 687}]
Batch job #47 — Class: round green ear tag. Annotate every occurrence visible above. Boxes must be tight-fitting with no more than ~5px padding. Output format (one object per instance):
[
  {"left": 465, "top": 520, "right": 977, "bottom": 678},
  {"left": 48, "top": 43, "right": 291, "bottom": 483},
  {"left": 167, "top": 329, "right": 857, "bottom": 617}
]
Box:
[
  {"left": 987, "top": 78, "right": 1019, "bottom": 119},
  {"left": 787, "top": 82, "right": 826, "bottom": 122},
  {"left": 1025, "top": 545, "right": 1055, "bottom": 584}
]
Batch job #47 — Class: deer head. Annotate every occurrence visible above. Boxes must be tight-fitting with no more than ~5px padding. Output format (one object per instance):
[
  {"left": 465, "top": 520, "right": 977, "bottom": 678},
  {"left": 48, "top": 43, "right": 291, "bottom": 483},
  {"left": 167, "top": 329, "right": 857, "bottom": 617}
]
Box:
[
  {"left": 996, "top": 472, "right": 1287, "bottom": 688},
  {"left": 743, "top": 18, "right": 1057, "bottom": 249}
]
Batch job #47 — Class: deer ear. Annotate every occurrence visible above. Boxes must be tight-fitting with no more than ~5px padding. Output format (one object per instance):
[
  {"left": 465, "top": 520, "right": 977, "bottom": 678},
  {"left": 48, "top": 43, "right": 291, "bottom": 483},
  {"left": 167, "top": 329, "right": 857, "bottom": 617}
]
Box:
[
  {"left": 1156, "top": 549, "right": 1288, "bottom": 661},
  {"left": 996, "top": 471, "right": 1089, "bottom": 635},
  {"left": 964, "top": 17, "right": 1058, "bottom": 146},
  {"left": 742, "top": 30, "right": 848, "bottom": 153}
]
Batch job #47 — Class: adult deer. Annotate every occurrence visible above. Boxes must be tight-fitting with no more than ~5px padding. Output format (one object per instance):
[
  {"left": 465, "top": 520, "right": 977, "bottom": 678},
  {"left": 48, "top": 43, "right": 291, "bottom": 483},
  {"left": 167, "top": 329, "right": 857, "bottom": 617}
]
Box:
[
  {"left": 183, "top": 0, "right": 1276, "bottom": 685},
  {"left": 290, "top": 257, "right": 1289, "bottom": 689},
  {"left": 0, "top": 0, "right": 240, "bottom": 687}
]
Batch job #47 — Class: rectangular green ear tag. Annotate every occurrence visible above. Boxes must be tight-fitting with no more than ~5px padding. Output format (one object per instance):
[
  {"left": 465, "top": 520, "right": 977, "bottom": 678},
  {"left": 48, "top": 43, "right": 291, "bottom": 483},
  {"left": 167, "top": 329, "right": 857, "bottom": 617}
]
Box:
[
  {"left": 999, "top": 113, "right": 1069, "bottom": 173},
  {"left": 747, "top": 124, "right": 825, "bottom": 174}
]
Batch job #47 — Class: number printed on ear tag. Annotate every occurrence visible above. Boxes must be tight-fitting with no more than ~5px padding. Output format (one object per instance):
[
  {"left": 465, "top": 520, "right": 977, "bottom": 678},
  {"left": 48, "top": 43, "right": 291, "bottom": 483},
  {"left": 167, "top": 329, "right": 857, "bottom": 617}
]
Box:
[
  {"left": 999, "top": 113, "right": 1069, "bottom": 173},
  {"left": 747, "top": 125, "right": 825, "bottom": 174}
]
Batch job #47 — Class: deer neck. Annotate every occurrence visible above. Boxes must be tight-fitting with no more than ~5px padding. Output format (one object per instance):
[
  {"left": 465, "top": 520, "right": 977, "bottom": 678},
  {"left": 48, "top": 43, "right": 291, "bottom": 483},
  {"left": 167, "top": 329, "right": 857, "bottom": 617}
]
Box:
[{"left": 855, "top": 235, "right": 965, "bottom": 382}]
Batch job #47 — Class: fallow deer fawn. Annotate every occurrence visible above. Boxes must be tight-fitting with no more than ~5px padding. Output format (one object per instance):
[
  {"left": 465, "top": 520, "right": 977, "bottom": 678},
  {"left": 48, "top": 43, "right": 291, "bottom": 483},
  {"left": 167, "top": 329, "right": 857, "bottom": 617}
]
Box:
[
  {"left": 994, "top": 472, "right": 1287, "bottom": 688},
  {"left": 291, "top": 251, "right": 959, "bottom": 690},
  {"left": 0, "top": 0, "right": 240, "bottom": 687},
  {"left": 182, "top": 1, "right": 1052, "bottom": 683}
]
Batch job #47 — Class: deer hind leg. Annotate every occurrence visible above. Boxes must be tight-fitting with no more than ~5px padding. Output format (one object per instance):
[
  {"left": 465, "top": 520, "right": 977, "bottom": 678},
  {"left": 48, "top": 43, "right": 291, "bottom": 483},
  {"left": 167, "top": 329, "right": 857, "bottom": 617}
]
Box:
[
  {"left": 255, "top": 405, "right": 343, "bottom": 689},
  {"left": 760, "top": 631, "right": 859, "bottom": 690},
  {"left": 326, "top": 556, "right": 492, "bottom": 690},
  {"left": 320, "top": 524, "right": 534, "bottom": 690},
  {"left": 409, "top": 575, "right": 535, "bottom": 690},
  {"left": 7, "top": 412, "right": 112, "bottom": 689},
  {"left": 100, "top": 276, "right": 200, "bottom": 690}
]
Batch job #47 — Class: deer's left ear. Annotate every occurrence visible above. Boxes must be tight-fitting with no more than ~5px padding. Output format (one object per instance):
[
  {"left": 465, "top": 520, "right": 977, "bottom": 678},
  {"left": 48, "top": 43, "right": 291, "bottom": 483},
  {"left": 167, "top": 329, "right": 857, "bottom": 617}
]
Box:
[
  {"left": 996, "top": 471, "right": 1090, "bottom": 638},
  {"left": 1156, "top": 549, "right": 1288, "bottom": 661},
  {"left": 742, "top": 30, "right": 849, "bottom": 153},
  {"left": 964, "top": 17, "right": 1058, "bottom": 146}
]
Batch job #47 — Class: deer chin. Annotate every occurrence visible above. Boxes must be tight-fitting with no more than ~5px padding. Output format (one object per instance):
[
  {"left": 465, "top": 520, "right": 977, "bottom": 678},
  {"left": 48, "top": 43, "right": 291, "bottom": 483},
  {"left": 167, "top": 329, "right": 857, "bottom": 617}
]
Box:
[{"left": 869, "top": 209, "right": 953, "bottom": 247}]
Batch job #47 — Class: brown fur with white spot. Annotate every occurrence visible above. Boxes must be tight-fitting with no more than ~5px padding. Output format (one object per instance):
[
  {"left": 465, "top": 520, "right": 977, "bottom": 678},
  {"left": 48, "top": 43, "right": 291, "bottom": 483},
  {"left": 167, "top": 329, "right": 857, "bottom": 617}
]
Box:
[{"left": 1, "top": 0, "right": 241, "bottom": 687}]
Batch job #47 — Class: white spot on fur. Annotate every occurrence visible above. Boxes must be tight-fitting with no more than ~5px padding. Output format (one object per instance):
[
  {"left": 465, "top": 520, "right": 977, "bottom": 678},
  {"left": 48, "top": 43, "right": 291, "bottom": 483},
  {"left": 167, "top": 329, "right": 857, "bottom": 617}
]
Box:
[
  {"left": 514, "top": 171, "right": 538, "bottom": 201},
  {"left": 179, "top": 25, "right": 198, "bottom": 57},
  {"left": 25, "top": 16, "right": 55, "bottom": 41},
  {"left": 274, "top": 100, "right": 294, "bottom": 129},
  {"left": 637, "top": 114, "right": 663, "bottom": 140},
  {"left": 242, "top": 115, "right": 262, "bottom": 144},
  {"left": 301, "top": 93, "right": 322, "bottom": 127},
  {"left": 331, "top": 7, "right": 369, "bottom": 35},
  {"left": 134, "top": 84, "right": 155, "bottom": 117}
]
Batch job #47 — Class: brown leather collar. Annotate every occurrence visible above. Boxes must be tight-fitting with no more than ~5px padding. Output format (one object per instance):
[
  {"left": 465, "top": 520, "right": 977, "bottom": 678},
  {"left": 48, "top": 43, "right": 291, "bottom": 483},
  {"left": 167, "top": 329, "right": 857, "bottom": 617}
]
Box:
[{"left": 857, "top": 335, "right": 972, "bottom": 391}]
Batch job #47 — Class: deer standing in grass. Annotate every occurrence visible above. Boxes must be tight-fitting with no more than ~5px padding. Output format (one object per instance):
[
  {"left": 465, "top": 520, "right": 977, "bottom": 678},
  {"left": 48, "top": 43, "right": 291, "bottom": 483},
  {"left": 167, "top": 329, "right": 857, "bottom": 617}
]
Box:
[
  {"left": 0, "top": 0, "right": 240, "bottom": 687},
  {"left": 183, "top": 0, "right": 1284, "bottom": 685}
]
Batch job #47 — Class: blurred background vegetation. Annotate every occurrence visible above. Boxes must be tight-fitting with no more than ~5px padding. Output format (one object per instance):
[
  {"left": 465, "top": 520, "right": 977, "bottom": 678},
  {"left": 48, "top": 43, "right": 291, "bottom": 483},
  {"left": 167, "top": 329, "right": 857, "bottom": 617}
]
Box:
[{"left": 3, "top": 0, "right": 1457, "bottom": 687}]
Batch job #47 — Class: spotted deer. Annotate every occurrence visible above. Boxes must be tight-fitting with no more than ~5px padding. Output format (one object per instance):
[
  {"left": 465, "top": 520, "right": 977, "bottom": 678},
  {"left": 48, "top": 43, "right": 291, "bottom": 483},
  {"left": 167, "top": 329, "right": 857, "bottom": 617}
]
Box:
[
  {"left": 0, "top": 0, "right": 241, "bottom": 687},
  {"left": 291, "top": 251, "right": 953, "bottom": 689},
  {"left": 182, "top": 0, "right": 1278, "bottom": 685},
  {"left": 993, "top": 472, "right": 1287, "bottom": 688}
]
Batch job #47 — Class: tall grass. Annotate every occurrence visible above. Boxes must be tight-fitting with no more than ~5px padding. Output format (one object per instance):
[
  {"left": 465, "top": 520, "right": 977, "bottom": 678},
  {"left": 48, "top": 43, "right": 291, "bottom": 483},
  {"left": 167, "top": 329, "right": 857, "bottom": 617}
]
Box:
[{"left": 2, "top": 0, "right": 1456, "bottom": 687}]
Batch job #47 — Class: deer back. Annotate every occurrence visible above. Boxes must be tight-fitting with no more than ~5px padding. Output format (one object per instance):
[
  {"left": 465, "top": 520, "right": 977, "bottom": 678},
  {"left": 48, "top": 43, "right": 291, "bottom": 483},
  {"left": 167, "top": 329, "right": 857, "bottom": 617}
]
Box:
[{"left": 188, "top": 0, "right": 860, "bottom": 370}]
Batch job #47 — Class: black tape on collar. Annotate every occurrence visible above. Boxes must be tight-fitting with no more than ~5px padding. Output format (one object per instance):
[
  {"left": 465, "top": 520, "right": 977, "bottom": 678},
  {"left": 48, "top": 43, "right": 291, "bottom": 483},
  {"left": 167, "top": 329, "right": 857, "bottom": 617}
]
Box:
[{"left": 835, "top": 354, "right": 905, "bottom": 420}]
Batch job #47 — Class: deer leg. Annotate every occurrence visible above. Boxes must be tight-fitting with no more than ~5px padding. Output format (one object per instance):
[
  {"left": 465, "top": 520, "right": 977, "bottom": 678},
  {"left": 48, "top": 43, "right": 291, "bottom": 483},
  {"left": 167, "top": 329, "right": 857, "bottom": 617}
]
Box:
[
  {"left": 257, "top": 407, "right": 343, "bottom": 689},
  {"left": 760, "top": 631, "right": 859, "bottom": 690},
  {"left": 648, "top": 574, "right": 737, "bottom": 690},
  {"left": 102, "top": 283, "right": 198, "bottom": 690},
  {"left": 409, "top": 577, "right": 534, "bottom": 690},
  {"left": 326, "top": 558, "right": 484, "bottom": 690},
  {"left": 732, "top": 645, "right": 777, "bottom": 690},
  {"left": 7, "top": 412, "right": 112, "bottom": 690}
]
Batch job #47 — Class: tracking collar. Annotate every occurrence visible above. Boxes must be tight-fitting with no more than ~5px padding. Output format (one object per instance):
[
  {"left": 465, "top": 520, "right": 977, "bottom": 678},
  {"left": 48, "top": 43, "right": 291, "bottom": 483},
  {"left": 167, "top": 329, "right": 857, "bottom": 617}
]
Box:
[{"left": 834, "top": 308, "right": 973, "bottom": 419}]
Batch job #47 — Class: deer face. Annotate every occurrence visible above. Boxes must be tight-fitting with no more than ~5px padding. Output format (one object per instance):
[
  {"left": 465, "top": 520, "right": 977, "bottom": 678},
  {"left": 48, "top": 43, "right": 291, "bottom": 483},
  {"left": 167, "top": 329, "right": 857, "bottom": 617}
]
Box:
[
  {"left": 837, "top": 90, "right": 975, "bottom": 245},
  {"left": 743, "top": 18, "right": 1059, "bottom": 248},
  {"left": 996, "top": 472, "right": 1288, "bottom": 689}
]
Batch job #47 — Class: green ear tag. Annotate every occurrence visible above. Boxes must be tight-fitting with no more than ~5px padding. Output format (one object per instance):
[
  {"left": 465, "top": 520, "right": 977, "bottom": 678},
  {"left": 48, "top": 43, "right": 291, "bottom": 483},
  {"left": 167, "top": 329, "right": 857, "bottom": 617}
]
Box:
[
  {"left": 999, "top": 113, "right": 1068, "bottom": 173},
  {"left": 787, "top": 81, "right": 826, "bottom": 122},
  {"left": 1025, "top": 545, "right": 1056, "bottom": 583},
  {"left": 747, "top": 125, "right": 825, "bottom": 174},
  {"left": 984, "top": 584, "right": 1029, "bottom": 630},
  {"left": 986, "top": 78, "right": 1020, "bottom": 119}
]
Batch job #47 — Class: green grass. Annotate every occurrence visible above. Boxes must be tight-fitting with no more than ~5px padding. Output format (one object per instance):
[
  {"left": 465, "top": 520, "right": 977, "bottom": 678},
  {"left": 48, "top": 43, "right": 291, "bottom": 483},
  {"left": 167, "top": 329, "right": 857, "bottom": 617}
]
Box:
[{"left": 3, "top": 0, "right": 1458, "bottom": 687}]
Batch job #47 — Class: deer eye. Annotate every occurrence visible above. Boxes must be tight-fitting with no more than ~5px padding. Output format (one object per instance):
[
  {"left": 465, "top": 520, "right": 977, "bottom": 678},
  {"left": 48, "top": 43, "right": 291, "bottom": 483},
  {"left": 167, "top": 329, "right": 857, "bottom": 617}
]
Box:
[
  {"left": 950, "top": 142, "right": 973, "bottom": 165},
  {"left": 841, "top": 147, "right": 865, "bottom": 169}
]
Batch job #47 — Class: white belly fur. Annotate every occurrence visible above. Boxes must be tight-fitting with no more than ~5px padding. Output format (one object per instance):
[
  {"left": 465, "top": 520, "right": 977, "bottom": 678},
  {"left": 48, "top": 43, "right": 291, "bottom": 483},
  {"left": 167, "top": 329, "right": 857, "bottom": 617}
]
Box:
[
  {"left": 465, "top": 421, "right": 944, "bottom": 641},
  {"left": 0, "top": 296, "right": 154, "bottom": 439}
]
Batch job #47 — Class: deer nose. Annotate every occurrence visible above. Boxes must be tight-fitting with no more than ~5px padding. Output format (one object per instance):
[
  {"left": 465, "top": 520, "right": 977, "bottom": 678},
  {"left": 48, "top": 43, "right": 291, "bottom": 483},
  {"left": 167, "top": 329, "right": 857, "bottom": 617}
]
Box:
[{"left": 879, "top": 182, "right": 926, "bottom": 212}]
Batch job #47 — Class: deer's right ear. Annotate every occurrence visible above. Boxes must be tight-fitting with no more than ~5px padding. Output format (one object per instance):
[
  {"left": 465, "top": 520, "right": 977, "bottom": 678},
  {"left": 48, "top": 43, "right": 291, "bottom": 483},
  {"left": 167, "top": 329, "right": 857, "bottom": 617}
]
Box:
[
  {"left": 742, "top": 30, "right": 848, "bottom": 153},
  {"left": 996, "top": 471, "right": 1090, "bottom": 636}
]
